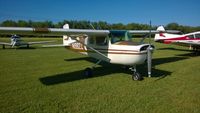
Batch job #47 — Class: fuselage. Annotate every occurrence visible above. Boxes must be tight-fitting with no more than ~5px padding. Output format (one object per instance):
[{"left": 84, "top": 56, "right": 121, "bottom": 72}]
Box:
[
  {"left": 65, "top": 30, "right": 153, "bottom": 66},
  {"left": 155, "top": 31, "right": 200, "bottom": 44}
]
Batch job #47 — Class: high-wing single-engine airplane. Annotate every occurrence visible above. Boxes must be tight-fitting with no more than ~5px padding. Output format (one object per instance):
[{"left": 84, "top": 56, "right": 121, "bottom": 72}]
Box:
[
  {"left": 0, "top": 25, "right": 179, "bottom": 80},
  {"left": 0, "top": 34, "right": 54, "bottom": 49},
  {"left": 155, "top": 26, "right": 200, "bottom": 52}
]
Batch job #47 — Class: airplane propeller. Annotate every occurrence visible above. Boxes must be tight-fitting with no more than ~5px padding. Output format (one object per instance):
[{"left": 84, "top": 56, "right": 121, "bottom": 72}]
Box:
[
  {"left": 11, "top": 41, "right": 16, "bottom": 48},
  {"left": 147, "top": 45, "right": 153, "bottom": 77},
  {"left": 147, "top": 21, "right": 153, "bottom": 77}
]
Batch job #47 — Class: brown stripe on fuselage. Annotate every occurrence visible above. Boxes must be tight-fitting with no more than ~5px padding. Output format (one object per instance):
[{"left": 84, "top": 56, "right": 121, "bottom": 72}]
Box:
[{"left": 67, "top": 47, "right": 146, "bottom": 55}]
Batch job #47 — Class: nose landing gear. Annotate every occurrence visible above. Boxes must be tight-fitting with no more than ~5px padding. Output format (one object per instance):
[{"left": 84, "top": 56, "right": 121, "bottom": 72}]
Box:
[{"left": 129, "top": 66, "right": 143, "bottom": 81}]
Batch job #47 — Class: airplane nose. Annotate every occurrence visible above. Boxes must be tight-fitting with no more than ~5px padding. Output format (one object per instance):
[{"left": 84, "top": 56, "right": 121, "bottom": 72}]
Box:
[
  {"left": 140, "top": 44, "right": 154, "bottom": 52},
  {"left": 139, "top": 44, "right": 155, "bottom": 77}
]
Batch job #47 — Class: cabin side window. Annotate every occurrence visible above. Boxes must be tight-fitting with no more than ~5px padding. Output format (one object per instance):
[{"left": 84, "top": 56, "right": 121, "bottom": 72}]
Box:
[
  {"left": 109, "top": 31, "right": 130, "bottom": 44},
  {"left": 187, "top": 35, "right": 194, "bottom": 39},
  {"left": 88, "top": 36, "right": 107, "bottom": 46},
  {"left": 195, "top": 34, "right": 200, "bottom": 38},
  {"left": 95, "top": 36, "right": 108, "bottom": 46},
  {"left": 88, "top": 37, "right": 95, "bottom": 44}
]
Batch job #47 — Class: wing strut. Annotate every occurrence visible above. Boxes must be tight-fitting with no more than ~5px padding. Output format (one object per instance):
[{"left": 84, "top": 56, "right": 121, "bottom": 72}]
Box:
[{"left": 74, "top": 38, "right": 111, "bottom": 62}]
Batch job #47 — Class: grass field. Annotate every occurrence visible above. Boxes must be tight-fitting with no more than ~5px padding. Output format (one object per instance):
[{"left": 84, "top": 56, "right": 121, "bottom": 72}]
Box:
[{"left": 0, "top": 38, "right": 200, "bottom": 113}]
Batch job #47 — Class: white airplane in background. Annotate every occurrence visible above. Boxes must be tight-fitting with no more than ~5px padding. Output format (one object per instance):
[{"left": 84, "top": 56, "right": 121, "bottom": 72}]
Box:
[
  {"left": 0, "top": 25, "right": 179, "bottom": 80},
  {"left": 155, "top": 26, "right": 200, "bottom": 51},
  {"left": 0, "top": 34, "right": 54, "bottom": 49}
]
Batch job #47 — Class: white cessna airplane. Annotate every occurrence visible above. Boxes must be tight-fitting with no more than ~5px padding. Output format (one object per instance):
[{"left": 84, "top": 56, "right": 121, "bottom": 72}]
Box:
[
  {"left": 155, "top": 26, "right": 200, "bottom": 51},
  {"left": 0, "top": 34, "right": 54, "bottom": 49},
  {"left": 0, "top": 25, "right": 179, "bottom": 80}
]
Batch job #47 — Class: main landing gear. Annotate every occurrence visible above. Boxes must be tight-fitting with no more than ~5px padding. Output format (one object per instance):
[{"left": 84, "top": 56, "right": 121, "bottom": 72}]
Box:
[
  {"left": 84, "top": 60, "right": 102, "bottom": 77},
  {"left": 2, "top": 44, "right": 5, "bottom": 49},
  {"left": 84, "top": 68, "right": 93, "bottom": 77},
  {"left": 84, "top": 60, "right": 143, "bottom": 81}
]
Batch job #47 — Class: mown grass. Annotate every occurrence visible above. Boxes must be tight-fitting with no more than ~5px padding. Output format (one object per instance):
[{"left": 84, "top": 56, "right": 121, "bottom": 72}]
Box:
[{"left": 0, "top": 38, "right": 200, "bottom": 113}]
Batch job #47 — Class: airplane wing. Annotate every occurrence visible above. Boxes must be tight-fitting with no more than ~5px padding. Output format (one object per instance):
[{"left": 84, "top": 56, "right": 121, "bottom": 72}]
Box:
[
  {"left": 0, "top": 27, "right": 180, "bottom": 36},
  {"left": 0, "top": 42, "right": 11, "bottom": 45},
  {"left": 0, "top": 27, "right": 110, "bottom": 36},
  {"left": 128, "top": 30, "right": 180, "bottom": 34},
  {"left": 27, "top": 41, "right": 55, "bottom": 45},
  {"left": 42, "top": 44, "right": 64, "bottom": 47}
]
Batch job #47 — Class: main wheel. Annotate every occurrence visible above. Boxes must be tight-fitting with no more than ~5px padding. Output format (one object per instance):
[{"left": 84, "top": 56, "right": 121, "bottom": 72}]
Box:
[
  {"left": 132, "top": 72, "right": 143, "bottom": 81},
  {"left": 3, "top": 45, "right": 5, "bottom": 49},
  {"left": 84, "top": 68, "right": 93, "bottom": 77}
]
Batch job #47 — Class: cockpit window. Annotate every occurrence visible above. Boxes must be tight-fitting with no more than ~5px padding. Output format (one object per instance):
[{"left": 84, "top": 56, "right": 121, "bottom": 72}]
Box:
[
  {"left": 109, "top": 30, "right": 131, "bottom": 44},
  {"left": 195, "top": 33, "right": 200, "bottom": 38},
  {"left": 187, "top": 35, "right": 194, "bottom": 39},
  {"left": 88, "top": 36, "right": 108, "bottom": 46},
  {"left": 88, "top": 37, "right": 95, "bottom": 44},
  {"left": 96, "top": 36, "right": 107, "bottom": 46}
]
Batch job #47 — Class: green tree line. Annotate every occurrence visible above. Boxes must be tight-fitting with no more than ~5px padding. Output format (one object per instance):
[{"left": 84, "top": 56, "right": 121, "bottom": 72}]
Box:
[{"left": 1, "top": 20, "right": 200, "bottom": 33}]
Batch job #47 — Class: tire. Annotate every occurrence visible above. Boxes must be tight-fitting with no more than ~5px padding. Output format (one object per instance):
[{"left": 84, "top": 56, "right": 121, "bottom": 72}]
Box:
[
  {"left": 132, "top": 72, "right": 143, "bottom": 81},
  {"left": 84, "top": 68, "right": 93, "bottom": 77}
]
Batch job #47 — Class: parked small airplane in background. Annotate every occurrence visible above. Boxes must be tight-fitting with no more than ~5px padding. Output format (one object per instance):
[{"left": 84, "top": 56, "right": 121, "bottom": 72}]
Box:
[
  {"left": 155, "top": 26, "right": 200, "bottom": 51},
  {"left": 0, "top": 34, "right": 54, "bottom": 49},
  {"left": 0, "top": 25, "right": 179, "bottom": 80}
]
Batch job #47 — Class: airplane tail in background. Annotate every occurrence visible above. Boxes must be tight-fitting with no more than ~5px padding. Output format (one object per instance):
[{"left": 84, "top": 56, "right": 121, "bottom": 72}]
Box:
[
  {"left": 154, "top": 26, "right": 181, "bottom": 43},
  {"left": 63, "top": 24, "right": 76, "bottom": 46},
  {"left": 154, "top": 26, "right": 166, "bottom": 42}
]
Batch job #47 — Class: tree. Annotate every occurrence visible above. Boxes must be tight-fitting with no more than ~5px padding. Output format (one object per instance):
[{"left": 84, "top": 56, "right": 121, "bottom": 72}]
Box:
[
  {"left": 166, "top": 23, "right": 179, "bottom": 30},
  {"left": 0, "top": 20, "right": 17, "bottom": 27},
  {"left": 17, "top": 20, "right": 29, "bottom": 27},
  {"left": 0, "top": 20, "right": 199, "bottom": 33},
  {"left": 111, "top": 23, "right": 125, "bottom": 30}
]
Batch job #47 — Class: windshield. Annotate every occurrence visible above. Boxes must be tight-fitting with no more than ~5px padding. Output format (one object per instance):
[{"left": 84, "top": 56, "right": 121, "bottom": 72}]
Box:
[{"left": 109, "top": 30, "right": 131, "bottom": 44}]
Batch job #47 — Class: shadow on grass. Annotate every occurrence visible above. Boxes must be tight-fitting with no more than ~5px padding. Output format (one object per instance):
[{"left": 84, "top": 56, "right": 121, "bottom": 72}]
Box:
[
  {"left": 40, "top": 56, "right": 188, "bottom": 85},
  {"left": 176, "top": 52, "right": 200, "bottom": 57},
  {"left": 157, "top": 47, "right": 200, "bottom": 55},
  {"left": 40, "top": 64, "right": 123, "bottom": 85},
  {"left": 157, "top": 47, "right": 190, "bottom": 52},
  {"left": 1, "top": 46, "right": 36, "bottom": 50},
  {"left": 18, "top": 47, "right": 36, "bottom": 49},
  {"left": 137, "top": 56, "right": 188, "bottom": 81}
]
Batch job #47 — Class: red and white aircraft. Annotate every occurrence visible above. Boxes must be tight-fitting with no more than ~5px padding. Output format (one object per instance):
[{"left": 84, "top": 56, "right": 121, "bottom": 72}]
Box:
[
  {"left": 0, "top": 25, "right": 178, "bottom": 80},
  {"left": 155, "top": 26, "right": 200, "bottom": 51}
]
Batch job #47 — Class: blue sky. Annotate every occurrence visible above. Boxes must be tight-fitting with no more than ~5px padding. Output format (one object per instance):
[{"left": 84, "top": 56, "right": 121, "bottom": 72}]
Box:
[{"left": 0, "top": 0, "right": 199, "bottom": 26}]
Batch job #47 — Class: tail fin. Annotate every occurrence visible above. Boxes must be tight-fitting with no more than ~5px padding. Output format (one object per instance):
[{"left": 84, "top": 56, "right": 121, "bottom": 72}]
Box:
[
  {"left": 156, "top": 26, "right": 165, "bottom": 32},
  {"left": 154, "top": 26, "right": 182, "bottom": 43},
  {"left": 154, "top": 26, "right": 166, "bottom": 42},
  {"left": 63, "top": 24, "right": 76, "bottom": 46},
  {"left": 63, "top": 24, "right": 69, "bottom": 29}
]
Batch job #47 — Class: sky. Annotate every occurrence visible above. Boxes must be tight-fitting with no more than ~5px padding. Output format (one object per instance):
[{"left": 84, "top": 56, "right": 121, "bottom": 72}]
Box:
[{"left": 0, "top": 0, "right": 199, "bottom": 26}]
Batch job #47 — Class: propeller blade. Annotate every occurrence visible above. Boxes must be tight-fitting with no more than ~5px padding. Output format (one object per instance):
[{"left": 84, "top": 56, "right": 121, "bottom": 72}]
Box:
[
  {"left": 11, "top": 41, "right": 16, "bottom": 48},
  {"left": 147, "top": 20, "right": 153, "bottom": 77},
  {"left": 147, "top": 46, "right": 153, "bottom": 77}
]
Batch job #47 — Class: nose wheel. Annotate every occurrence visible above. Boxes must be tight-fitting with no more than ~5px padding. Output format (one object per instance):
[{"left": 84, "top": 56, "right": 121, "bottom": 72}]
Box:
[
  {"left": 129, "top": 66, "right": 143, "bottom": 81},
  {"left": 132, "top": 72, "right": 142, "bottom": 81}
]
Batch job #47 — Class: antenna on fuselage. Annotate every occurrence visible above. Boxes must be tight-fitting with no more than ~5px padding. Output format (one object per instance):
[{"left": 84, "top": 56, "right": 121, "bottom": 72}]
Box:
[{"left": 90, "top": 23, "right": 95, "bottom": 30}]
